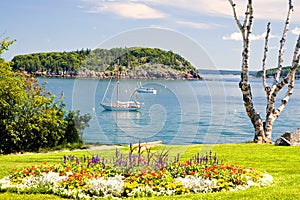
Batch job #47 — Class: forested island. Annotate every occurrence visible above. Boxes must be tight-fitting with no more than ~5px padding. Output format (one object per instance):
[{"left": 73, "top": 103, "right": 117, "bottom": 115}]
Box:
[
  {"left": 255, "top": 66, "right": 300, "bottom": 78},
  {"left": 12, "top": 47, "right": 202, "bottom": 80}
]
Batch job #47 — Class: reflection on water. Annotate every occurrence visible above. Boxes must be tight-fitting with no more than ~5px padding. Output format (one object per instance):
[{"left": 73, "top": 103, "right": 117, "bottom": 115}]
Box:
[{"left": 42, "top": 77, "right": 300, "bottom": 145}]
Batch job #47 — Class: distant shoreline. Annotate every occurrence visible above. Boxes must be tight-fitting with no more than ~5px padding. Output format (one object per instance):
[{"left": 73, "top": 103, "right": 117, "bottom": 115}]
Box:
[{"left": 32, "top": 71, "right": 203, "bottom": 81}]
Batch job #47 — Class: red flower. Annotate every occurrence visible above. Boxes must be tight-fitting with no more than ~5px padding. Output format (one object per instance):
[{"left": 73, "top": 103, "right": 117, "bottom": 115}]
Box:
[
  {"left": 65, "top": 166, "right": 70, "bottom": 172},
  {"left": 156, "top": 174, "right": 163, "bottom": 179}
]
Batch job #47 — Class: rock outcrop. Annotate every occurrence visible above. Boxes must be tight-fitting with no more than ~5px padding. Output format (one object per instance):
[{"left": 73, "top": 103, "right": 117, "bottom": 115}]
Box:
[
  {"left": 36, "top": 64, "right": 203, "bottom": 80},
  {"left": 275, "top": 128, "right": 300, "bottom": 146}
]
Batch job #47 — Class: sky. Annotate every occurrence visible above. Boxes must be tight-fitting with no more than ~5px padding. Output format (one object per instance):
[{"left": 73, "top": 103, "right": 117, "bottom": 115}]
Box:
[{"left": 1, "top": 0, "right": 300, "bottom": 71}]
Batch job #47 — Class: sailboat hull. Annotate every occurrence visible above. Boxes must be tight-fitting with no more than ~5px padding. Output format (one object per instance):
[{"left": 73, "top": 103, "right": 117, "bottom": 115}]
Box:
[
  {"left": 137, "top": 87, "right": 157, "bottom": 94},
  {"left": 100, "top": 103, "right": 140, "bottom": 111}
]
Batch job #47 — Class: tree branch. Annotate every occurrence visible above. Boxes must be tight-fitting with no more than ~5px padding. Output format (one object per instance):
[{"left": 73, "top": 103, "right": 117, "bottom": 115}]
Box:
[
  {"left": 241, "top": 0, "right": 253, "bottom": 83},
  {"left": 265, "top": 0, "right": 294, "bottom": 118},
  {"left": 273, "top": 0, "right": 294, "bottom": 85},
  {"left": 262, "top": 22, "right": 271, "bottom": 94},
  {"left": 228, "top": 0, "right": 243, "bottom": 34},
  {"left": 229, "top": 0, "right": 265, "bottom": 142},
  {"left": 274, "top": 34, "right": 300, "bottom": 119}
]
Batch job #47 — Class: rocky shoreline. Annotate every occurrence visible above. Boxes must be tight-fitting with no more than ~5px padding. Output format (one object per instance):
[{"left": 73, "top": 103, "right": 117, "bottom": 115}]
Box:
[{"left": 34, "top": 67, "right": 203, "bottom": 80}]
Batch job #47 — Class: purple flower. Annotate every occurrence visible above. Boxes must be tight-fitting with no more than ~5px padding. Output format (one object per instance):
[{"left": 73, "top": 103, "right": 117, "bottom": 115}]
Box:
[
  {"left": 69, "top": 155, "right": 74, "bottom": 162},
  {"left": 129, "top": 151, "right": 132, "bottom": 164},
  {"left": 115, "top": 148, "right": 119, "bottom": 158}
]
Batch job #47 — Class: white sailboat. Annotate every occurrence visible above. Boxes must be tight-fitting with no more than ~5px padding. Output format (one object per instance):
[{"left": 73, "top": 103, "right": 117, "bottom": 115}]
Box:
[
  {"left": 137, "top": 82, "right": 157, "bottom": 94},
  {"left": 100, "top": 101, "right": 140, "bottom": 111},
  {"left": 100, "top": 63, "right": 141, "bottom": 111}
]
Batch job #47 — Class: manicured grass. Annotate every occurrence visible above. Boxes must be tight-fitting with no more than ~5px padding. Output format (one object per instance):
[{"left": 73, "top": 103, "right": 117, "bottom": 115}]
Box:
[{"left": 0, "top": 144, "right": 299, "bottom": 199}]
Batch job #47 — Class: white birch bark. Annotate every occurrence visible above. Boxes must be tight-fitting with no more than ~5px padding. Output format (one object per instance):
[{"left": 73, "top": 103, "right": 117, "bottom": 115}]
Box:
[{"left": 229, "top": 0, "right": 299, "bottom": 143}]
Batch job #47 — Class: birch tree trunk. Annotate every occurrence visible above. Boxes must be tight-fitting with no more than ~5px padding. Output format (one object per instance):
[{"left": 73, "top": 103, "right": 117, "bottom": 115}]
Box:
[{"left": 229, "top": 0, "right": 300, "bottom": 143}]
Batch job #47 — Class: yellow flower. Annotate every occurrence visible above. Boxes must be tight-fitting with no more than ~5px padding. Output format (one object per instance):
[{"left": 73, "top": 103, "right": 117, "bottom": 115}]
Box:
[
  {"left": 166, "top": 182, "right": 176, "bottom": 189},
  {"left": 218, "top": 179, "right": 225, "bottom": 187},
  {"left": 82, "top": 185, "right": 88, "bottom": 191}
]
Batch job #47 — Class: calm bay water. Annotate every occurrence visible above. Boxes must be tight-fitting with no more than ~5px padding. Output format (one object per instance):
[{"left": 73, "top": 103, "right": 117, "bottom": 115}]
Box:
[{"left": 41, "top": 76, "right": 300, "bottom": 145}]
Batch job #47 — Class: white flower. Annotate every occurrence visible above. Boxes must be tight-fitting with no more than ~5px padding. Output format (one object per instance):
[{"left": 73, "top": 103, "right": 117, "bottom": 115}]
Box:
[
  {"left": 246, "top": 180, "right": 256, "bottom": 187},
  {"left": 176, "top": 175, "right": 216, "bottom": 193},
  {"left": 258, "top": 174, "right": 273, "bottom": 186},
  {"left": 0, "top": 177, "right": 11, "bottom": 190},
  {"left": 88, "top": 175, "right": 124, "bottom": 197},
  {"left": 41, "top": 172, "right": 67, "bottom": 185}
]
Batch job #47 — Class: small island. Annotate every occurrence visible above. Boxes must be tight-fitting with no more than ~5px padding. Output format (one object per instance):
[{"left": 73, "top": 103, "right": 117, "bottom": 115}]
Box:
[
  {"left": 255, "top": 66, "right": 300, "bottom": 79},
  {"left": 12, "top": 47, "right": 203, "bottom": 80}
]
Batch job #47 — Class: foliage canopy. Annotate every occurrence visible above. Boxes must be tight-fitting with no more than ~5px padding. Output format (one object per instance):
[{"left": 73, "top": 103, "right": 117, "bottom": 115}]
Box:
[
  {"left": 11, "top": 47, "right": 198, "bottom": 77},
  {"left": 255, "top": 66, "right": 300, "bottom": 78},
  {"left": 0, "top": 38, "right": 91, "bottom": 154}
]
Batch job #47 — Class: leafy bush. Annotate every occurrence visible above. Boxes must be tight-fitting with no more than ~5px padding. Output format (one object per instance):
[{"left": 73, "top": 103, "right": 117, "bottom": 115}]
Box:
[{"left": 0, "top": 38, "right": 91, "bottom": 154}]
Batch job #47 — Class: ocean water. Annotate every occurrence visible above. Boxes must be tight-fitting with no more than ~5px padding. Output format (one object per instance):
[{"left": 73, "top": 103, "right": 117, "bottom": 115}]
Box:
[{"left": 40, "top": 76, "right": 300, "bottom": 145}]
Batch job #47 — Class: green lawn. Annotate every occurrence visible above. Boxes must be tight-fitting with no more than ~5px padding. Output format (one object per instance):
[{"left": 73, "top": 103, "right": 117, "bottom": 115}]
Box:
[{"left": 0, "top": 144, "right": 299, "bottom": 199}]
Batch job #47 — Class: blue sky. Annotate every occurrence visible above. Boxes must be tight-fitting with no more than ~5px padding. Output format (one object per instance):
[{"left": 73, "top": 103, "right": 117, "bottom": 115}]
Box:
[{"left": 1, "top": 0, "right": 300, "bottom": 70}]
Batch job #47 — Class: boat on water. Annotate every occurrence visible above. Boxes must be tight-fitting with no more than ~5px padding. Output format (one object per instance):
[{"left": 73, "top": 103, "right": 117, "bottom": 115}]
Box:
[
  {"left": 100, "top": 80, "right": 141, "bottom": 111},
  {"left": 100, "top": 63, "right": 141, "bottom": 111},
  {"left": 137, "top": 82, "right": 157, "bottom": 94},
  {"left": 101, "top": 101, "right": 141, "bottom": 111},
  {"left": 137, "top": 87, "right": 157, "bottom": 94}
]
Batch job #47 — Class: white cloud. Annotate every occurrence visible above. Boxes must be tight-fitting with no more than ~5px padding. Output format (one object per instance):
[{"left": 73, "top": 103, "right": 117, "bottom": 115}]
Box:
[
  {"left": 80, "top": 0, "right": 300, "bottom": 25},
  {"left": 222, "top": 32, "right": 242, "bottom": 41},
  {"left": 223, "top": 31, "right": 278, "bottom": 41},
  {"left": 130, "top": 0, "right": 300, "bottom": 22},
  {"left": 292, "top": 27, "right": 300, "bottom": 35},
  {"left": 176, "top": 21, "right": 218, "bottom": 29},
  {"left": 85, "top": 1, "right": 167, "bottom": 19}
]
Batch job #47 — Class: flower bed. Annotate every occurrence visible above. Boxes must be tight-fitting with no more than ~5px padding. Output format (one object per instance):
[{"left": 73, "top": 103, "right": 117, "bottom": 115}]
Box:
[{"left": 0, "top": 148, "right": 273, "bottom": 199}]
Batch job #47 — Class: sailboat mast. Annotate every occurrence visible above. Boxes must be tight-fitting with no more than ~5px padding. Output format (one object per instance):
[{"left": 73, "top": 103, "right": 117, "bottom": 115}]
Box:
[
  {"left": 116, "top": 59, "right": 119, "bottom": 105},
  {"left": 136, "top": 84, "right": 138, "bottom": 103}
]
